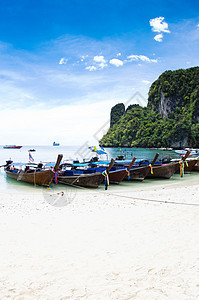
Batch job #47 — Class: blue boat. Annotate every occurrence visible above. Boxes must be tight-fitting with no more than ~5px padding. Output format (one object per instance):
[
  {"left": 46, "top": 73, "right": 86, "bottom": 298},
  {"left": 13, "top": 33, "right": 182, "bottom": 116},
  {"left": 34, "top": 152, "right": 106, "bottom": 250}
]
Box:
[{"left": 53, "top": 142, "right": 60, "bottom": 146}]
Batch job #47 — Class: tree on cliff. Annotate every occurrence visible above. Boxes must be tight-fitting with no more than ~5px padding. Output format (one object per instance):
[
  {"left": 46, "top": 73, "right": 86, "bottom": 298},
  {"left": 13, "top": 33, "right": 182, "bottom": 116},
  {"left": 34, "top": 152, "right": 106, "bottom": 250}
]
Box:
[{"left": 100, "top": 67, "right": 199, "bottom": 148}]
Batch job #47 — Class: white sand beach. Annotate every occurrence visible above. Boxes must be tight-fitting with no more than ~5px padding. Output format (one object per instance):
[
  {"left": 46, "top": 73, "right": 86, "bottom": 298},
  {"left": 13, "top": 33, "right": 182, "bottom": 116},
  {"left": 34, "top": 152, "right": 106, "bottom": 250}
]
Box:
[{"left": 0, "top": 174, "right": 199, "bottom": 299}]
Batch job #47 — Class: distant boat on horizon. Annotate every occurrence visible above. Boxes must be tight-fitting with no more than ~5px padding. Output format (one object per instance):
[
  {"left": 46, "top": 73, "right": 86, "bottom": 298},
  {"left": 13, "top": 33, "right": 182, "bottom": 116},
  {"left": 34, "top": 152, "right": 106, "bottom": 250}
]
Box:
[
  {"left": 175, "top": 148, "right": 199, "bottom": 156},
  {"left": 3, "top": 145, "right": 22, "bottom": 149},
  {"left": 53, "top": 142, "right": 60, "bottom": 146}
]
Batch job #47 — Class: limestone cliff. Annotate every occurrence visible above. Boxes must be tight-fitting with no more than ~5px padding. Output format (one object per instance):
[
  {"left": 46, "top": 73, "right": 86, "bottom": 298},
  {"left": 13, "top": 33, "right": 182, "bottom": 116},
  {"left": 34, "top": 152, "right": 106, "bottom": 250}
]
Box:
[
  {"left": 100, "top": 67, "right": 199, "bottom": 148},
  {"left": 110, "top": 103, "right": 125, "bottom": 127}
]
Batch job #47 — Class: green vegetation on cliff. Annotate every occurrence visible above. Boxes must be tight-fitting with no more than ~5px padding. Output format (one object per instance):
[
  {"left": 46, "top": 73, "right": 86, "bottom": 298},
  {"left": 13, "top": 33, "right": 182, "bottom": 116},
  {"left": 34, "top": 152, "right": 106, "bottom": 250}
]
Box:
[
  {"left": 110, "top": 103, "right": 125, "bottom": 127},
  {"left": 100, "top": 67, "right": 199, "bottom": 148}
]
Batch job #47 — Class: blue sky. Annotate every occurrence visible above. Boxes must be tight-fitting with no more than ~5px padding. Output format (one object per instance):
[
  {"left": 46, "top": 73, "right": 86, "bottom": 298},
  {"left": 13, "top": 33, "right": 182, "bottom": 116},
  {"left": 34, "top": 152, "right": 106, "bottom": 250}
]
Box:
[{"left": 0, "top": 0, "right": 199, "bottom": 146}]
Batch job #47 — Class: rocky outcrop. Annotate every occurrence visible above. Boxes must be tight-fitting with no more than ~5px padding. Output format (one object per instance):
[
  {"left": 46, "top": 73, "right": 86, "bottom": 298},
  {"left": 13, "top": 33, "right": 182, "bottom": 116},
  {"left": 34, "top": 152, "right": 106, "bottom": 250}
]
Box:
[
  {"left": 110, "top": 103, "right": 125, "bottom": 127},
  {"left": 159, "top": 91, "right": 177, "bottom": 118},
  {"left": 170, "top": 137, "right": 188, "bottom": 148},
  {"left": 168, "top": 126, "right": 189, "bottom": 148}
]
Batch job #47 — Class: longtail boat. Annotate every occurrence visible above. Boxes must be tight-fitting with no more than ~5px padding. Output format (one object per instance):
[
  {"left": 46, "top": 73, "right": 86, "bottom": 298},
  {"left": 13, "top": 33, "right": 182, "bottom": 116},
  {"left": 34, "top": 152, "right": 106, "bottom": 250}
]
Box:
[
  {"left": 146, "top": 150, "right": 190, "bottom": 179},
  {"left": 65, "top": 157, "right": 136, "bottom": 184},
  {"left": 106, "top": 157, "right": 137, "bottom": 183},
  {"left": 57, "top": 159, "right": 115, "bottom": 188},
  {"left": 193, "top": 164, "right": 199, "bottom": 171},
  {"left": 122, "top": 153, "right": 160, "bottom": 181},
  {"left": 4, "top": 154, "right": 63, "bottom": 186},
  {"left": 146, "top": 162, "right": 180, "bottom": 179},
  {"left": 172, "top": 158, "right": 198, "bottom": 173},
  {"left": 3, "top": 145, "right": 22, "bottom": 149},
  {"left": 192, "top": 158, "right": 199, "bottom": 171}
]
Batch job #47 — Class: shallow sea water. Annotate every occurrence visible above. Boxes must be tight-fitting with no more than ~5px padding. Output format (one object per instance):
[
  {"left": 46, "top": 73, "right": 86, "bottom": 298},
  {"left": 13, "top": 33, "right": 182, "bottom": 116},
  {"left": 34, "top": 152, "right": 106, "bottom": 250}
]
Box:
[{"left": 0, "top": 145, "right": 198, "bottom": 193}]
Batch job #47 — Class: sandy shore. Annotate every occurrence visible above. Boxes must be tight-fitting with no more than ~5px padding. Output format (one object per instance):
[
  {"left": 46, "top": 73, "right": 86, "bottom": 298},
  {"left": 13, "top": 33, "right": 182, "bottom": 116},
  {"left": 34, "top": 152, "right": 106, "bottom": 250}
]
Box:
[{"left": 0, "top": 174, "right": 199, "bottom": 299}]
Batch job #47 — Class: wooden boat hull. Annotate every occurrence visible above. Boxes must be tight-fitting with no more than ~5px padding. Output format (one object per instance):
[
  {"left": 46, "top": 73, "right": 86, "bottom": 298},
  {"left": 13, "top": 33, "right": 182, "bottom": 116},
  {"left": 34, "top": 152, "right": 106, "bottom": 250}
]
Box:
[
  {"left": 58, "top": 159, "right": 115, "bottom": 189},
  {"left": 192, "top": 161, "right": 199, "bottom": 172},
  {"left": 146, "top": 162, "right": 179, "bottom": 179},
  {"left": 5, "top": 169, "right": 55, "bottom": 186},
  {"left": 122, "top": 166, "right": 149, "bottom": 181},
  {"left": 57, "top": 172, "right": 104, "bottom": 188},
  {"left": 119, "top": 153, "right": 160, "bottom": 181},
  {"left": 175, "top": 159, "right": 198, "bottom": 173},
  {"left": 108, "top": 169, "right": 129, "bottom": 184}
]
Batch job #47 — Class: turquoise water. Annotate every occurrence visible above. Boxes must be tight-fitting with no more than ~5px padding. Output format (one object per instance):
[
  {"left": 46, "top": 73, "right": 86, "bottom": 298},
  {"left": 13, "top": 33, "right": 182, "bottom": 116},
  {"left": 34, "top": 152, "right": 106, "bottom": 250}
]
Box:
[{"left": 0, "top": 145, "right": 197, "bottom": 192}]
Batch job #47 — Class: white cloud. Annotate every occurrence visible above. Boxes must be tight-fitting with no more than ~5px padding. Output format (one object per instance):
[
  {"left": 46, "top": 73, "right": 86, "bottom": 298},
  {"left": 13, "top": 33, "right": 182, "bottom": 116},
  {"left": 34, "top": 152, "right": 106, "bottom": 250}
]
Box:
[
  {"left": 127, "top": 55, "right": 157, "bottom": 63},
  {"left": 89, "top": 55, "right": 108, "bottom": 70},
  {"left": 59, "top": 57, "right": 68, "bottom": 64},
  {"left": 142, "top": 80, "right": 150, "bottom": 84},
  {"left": 149, "top": 16, "right": 170, "bottom": 33},
  {"left": 116, "top": 52, "right": 121, "bottom": 57},
  {"left": 93, "top": 55, "right": 106, "bottom": 63},
  {"left": 197, "top": 24, "right": 199, "bottom": 29},
  {"left": 98, "top": 62, "right": 108, "bottom": 69},
  {"left": 127, "top": 55, "right": 139, "bottom": 62},
  {"left": 154, "top": 33, "right": 163, "bottom": 42},
  {"left": 109, "top": 58, "right": 124, "bottom": 67},
  {"left": 80, "top": 55, "right": 88, "bottom": 61},
  {"left": 85, "top": 66, "right": 97, "bottom": 71}
]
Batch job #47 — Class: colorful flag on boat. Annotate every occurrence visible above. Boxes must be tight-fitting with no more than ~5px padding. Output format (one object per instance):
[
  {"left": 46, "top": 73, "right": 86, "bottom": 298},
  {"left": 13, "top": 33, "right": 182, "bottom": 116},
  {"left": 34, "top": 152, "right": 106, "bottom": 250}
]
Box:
[{"left": 29, "top": 152, "right": 34, "bottom": 162}]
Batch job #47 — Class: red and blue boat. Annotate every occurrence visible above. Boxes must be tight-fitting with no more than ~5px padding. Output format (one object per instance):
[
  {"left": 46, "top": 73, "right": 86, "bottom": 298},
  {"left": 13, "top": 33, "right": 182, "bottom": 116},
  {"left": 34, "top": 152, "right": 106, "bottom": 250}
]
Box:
[{"left": 3, "top": 145, "right": 22, "bottom": 149}]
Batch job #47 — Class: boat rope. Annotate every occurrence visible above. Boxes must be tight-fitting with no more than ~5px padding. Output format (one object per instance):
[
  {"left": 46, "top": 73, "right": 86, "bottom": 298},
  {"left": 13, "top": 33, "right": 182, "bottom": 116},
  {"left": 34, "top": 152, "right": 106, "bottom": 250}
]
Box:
[
  {"left": 40, "top": 179, "right": 199, "bottom": 207},
  {"left": 71, "top": 173, "right": 91, "bottom": 186},
  {"left": 57, "top": 172, "right": 85, "bottom": 186},
  {"left": 103, "top": 191, "right": 199, "bottom": 207},
  {"left": 1, "top": 183, "right": 199, "bottom": 207}
]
